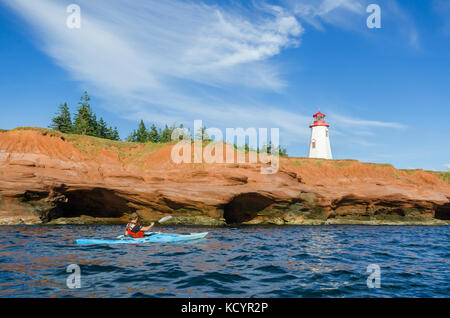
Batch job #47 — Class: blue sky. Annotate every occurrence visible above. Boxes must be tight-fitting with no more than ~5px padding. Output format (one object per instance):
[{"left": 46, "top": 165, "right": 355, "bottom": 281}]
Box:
[{"left": 0, "top": 0, "right": 449, "bottom": 171}]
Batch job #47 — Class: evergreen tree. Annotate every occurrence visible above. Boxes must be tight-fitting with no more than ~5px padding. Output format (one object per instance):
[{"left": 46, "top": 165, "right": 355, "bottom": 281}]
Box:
[
  {"left": 173, "top": 123, "right": 190, "bottom": 141},
  {"left": 50, "top": 103, "right": 73, "bottom": 133},
  {"left": 202, "top": 126, "right": 211, "bottom": 142},
  {"left": 97, "top": 117, "right": 108, "bottom": 138},
  {"left": 148, "top": 124, "right": 160, "bottom": 143},
  {"left": 91, "top": 113, "right": 99, "bottom": 136},
  {"left": 259, "top": 143, "right": 268, "bottom": 154},
  {"left": 127, "top": 120, "right": 149, "bottom": 143},
  {"left": 73, "top": 91, "right": 97, "bottom": 136},
  {"left": 108, "top": 126, "right": 120, "bottom": 141},
  {"left": 48, "top": 91, "right": 123, "bottom": 142},
  {"left": 161, "top": 124, "right": 172, "bottom": 142},
  {"left": 279, "top": 147, "right": 288, "bottom": 157},
  {"left": 126, "top": 132, "right": 136, "bottom": 142},
  {"left": 194, "top": 125, "right": 210, "bottom": 141}
]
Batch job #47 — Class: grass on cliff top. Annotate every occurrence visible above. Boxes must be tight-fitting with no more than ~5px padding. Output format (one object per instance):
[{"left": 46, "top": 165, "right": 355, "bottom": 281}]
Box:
[
  {"left": 426, "top": 170, "right": 450, "bottom": 183},
  {"left": 9, "top": 128, "right": 450, "bottom": 182},
  {"left": 13, "top": 126, "right": 69, "bottom": 138},
  {"left": 284, "top": 157, "right": 394, "bottom": 169},
  {"left": 401, "top": 168, "right": 450, "bottom": 184},
  {"left": 11, "top": 127, "right": 170, "bottom": 162}
]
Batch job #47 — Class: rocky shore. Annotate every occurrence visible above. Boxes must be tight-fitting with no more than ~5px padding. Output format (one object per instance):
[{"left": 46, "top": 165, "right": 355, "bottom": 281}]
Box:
[{"left": 0, "top": 128, "right": 449, "bottom": 226}]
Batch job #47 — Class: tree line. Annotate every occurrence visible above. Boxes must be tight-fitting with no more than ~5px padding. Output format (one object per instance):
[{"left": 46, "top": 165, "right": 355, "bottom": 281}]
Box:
[
  {"left": 126, "top": 120, "right": 185, "bottom": 143},
  {"left": 50, "top": 91, "right": 288, "bottom": 156},
  {"left": 126, "top": 120, "right": 213, "bottom": 143},
  {"left": 234, "top": 142, "right": 288, "bottom": 157},
  {"left": 50, "top": 91, "right": 120, "bottom": 140}
]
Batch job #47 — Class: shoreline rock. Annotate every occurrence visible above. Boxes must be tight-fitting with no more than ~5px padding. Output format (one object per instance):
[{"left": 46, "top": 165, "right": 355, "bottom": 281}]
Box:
[{"left": 0, "top": 128, "right": 449, "bottom": 226}]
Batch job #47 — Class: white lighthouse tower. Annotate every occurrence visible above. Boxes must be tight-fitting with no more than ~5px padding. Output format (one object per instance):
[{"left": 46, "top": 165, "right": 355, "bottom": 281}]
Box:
[{"left": 308, "top": 110, "right": 333, "bottom": 159}]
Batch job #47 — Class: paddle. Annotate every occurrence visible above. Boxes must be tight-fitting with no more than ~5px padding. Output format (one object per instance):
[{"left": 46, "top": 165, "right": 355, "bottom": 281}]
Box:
[{"left": 117, "top": 215, "right": 173, "bottom": 239}]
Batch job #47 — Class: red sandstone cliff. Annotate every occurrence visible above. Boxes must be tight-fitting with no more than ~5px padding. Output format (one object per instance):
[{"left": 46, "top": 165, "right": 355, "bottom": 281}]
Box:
[{"left": 0, "top": 128, "right": 449, "bottom": 225}]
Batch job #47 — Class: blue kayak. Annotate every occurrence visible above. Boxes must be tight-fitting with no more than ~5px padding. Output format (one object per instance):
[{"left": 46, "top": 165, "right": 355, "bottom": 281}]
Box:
[{"left": 76, "top": 232, "right": 208, "bottom": 245}]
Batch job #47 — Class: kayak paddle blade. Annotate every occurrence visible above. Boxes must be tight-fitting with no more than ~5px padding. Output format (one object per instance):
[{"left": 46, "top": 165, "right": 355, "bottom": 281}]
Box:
[{"left": 158, "top": 216, "right": 173, "bottom": 224}]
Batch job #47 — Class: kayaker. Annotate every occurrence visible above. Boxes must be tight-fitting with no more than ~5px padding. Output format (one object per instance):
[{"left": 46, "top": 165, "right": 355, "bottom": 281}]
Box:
[{"left": 124, "top": 213, "right": 155, "bottom": 238}]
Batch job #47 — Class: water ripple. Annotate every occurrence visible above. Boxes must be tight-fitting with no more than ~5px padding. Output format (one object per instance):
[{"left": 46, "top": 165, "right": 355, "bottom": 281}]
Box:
[{"left": 0, "top": 225, "right": 448, "bottom": 297}]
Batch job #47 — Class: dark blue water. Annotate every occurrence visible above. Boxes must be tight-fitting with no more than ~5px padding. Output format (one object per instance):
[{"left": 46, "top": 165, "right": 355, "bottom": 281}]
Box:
[{"left": 0, "top": 225, "right": 448, "bottom": 297}]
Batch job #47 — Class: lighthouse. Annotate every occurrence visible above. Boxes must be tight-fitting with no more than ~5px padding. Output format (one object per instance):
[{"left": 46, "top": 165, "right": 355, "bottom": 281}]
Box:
[{"left": 308, "top": 110, "right": 333, "bottom": 159}]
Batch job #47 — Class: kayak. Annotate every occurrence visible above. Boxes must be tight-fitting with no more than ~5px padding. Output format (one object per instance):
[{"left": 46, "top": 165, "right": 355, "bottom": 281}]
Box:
[{"left": 76, "top": 232, "right": 208, "bottom": 245}]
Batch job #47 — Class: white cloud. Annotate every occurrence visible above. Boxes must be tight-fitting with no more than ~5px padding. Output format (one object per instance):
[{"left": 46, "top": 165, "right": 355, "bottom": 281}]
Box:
[
  {"left": 281, "top": 0, "right": 365, "bottom": 30},
  {"left": 331, "top": 113, "right": 406, "bottom": 129},
  {"left": 283, "top": 0, "right": 421, "bottom": 49},
  {"left": 3, "top": 0, "right": 303, "bottom": 93},
  {"left": 1, "top": 0, "right": 311, "bottom": 133},
  {"left": 1, "top": 0, "right": 408, "bottom": 149}
]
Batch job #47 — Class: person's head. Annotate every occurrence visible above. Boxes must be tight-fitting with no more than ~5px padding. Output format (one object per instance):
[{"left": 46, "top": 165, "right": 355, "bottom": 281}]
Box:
[{"left": 130, "top": 212, "right": 139, "bottom": 222}]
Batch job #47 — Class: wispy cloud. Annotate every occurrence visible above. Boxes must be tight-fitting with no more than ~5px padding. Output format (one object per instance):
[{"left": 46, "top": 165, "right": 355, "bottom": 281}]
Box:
[
  {"left": 283, "top": 0, "right": 421, "bottom": 50},
  {"left": 331, "top": 113, "right": 406, "bottom": 129},
  {"left": 3, "top": 0, "right": 302, "bottom": 93},
  {"left": 383, "top": 0, "right": 422, "bottom": 50},
  {"left": 1, "top": 0, "right": 309, "bottom": 129},
  {"left": 1, "top": 0, "right": 409, "bottom": 149},
  {"left": 323, "top": 111, "right": 406, "bottom": 147},
  {"left": 433, "top": 0, "right": 450, "bottom": 35},
  {"left": 0, "top": 0, "right": 340, "bottom": 134},
  {"left": 282, "top": 0, "right": 365, "bottom": 30}
]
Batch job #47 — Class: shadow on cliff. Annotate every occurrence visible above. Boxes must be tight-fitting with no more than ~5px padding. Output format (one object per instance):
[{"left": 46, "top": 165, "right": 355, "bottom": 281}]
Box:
[
  {"left": 35, "top": 188, "right": 136, "bottom": 222},
  {"left": 435, "top": 201, "right": 450, "bottom": 220},
  {"left": 223, "top": 193, "right": 274, "bottom": 224}
]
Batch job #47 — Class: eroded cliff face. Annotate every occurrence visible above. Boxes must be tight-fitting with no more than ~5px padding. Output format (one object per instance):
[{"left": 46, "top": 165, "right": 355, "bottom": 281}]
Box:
[{"left": 0, "top": 128, "right": 449, "bottom": 225}]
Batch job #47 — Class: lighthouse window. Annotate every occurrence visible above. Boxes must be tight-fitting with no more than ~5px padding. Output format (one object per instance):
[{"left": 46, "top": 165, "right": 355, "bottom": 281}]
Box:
[
  {"left": 326, "top": 130, "right": 328, "bottom": 137},
  {"left": 312, "top": 140, "right": 316, "bottom": 148}
]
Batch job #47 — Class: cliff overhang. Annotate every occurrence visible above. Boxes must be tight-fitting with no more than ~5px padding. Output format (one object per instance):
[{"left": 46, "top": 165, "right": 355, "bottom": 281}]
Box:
[{"left": 0, "top": 128, "right": 449, "bottom": 226}]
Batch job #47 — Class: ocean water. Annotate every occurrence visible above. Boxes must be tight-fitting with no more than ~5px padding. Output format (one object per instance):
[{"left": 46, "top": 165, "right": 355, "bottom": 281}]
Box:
[{"left": 0, "top": 225, "right": 448, "bottom": 298}]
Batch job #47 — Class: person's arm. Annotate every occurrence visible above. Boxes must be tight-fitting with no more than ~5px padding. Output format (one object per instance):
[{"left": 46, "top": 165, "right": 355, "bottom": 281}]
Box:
[{"left": 141, "top": 222, "right": 155, "bottom": 232}]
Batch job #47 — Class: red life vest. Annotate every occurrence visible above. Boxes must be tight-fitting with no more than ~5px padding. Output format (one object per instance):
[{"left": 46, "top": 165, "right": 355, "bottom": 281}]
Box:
[
  {"left": 126, "top": 228, "right": 144, "bottom": 238},
  {"left": 126, "top": 223, "right": 144, "bottom": 238}
]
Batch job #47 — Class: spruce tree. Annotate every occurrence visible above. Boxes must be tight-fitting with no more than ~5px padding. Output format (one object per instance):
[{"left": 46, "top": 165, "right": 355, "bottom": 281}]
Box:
[
  {"left": 279, "top": 146, "right": 288, "bottom": 157},
  {"left": 97, "top": 117, "right": 108, "bottom": 138},
  {"left": 161, "top": 124, "right": 172, "bottom": 142},
  {"left": 202, "top": 126, "right": 211, "bottom": 142},
  {"left": 148, "top": 124, "right": 160, "bottom": 143},
  {"left": 50, "top": 103, "right": 73, "bottom": 133},
  {"left": 164, "top": 124, "right": 178, "bottom": 142},
  {"left": 73, "top": 91, "right": 97, "bottom": 136},
  {"left": 91, "top": 113, "right": 99, "bottom": 136},
  {"left": 109, "top": 127, "right": 120, "bottom": 141},
  {"left": 127, "top": 120, "right": 148, "bottom": 143}
]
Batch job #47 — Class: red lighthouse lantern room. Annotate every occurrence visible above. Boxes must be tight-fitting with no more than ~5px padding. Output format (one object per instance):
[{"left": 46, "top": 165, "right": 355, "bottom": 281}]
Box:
[{"left": 310, "top": 110, "right": 330, "bottom": 128}]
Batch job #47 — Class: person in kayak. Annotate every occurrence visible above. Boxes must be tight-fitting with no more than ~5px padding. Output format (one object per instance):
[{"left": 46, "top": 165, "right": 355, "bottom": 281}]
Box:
[{"left": 124, "top": 213, "right": 155, "bottom": 238}]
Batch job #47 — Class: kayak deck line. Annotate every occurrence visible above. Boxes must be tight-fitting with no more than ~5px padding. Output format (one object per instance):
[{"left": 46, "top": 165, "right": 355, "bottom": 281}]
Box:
[{"left": 76, "top": 231, "right": 209, "bottom": 245}]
